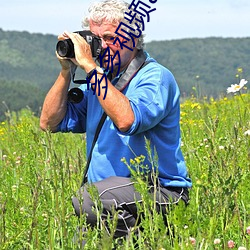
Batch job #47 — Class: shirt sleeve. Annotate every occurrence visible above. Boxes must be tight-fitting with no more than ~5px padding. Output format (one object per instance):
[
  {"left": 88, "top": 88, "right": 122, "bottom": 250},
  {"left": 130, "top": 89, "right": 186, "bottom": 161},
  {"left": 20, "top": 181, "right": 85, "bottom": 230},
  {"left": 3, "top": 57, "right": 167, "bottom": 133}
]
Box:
[{"left": 119, "top": 63, "right": 180, "bottom": 135}]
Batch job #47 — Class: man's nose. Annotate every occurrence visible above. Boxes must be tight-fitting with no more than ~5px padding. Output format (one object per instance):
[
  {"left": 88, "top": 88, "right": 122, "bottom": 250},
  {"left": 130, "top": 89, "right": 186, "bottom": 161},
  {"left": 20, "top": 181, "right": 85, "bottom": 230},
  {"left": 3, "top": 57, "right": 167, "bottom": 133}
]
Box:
[{"left": 101, "top": 39, "right": 108, "bottom": 49}]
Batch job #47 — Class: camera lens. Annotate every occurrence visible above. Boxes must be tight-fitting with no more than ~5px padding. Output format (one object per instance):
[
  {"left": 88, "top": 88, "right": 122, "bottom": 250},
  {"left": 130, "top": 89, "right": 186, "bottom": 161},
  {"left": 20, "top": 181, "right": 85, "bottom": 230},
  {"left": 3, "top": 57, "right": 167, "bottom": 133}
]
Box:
[
  {"left": 56, "top": 39, "right": 74, "bottom": 58},
  {"left": 68, "top": 88, "right": 84, "bottom": 103}
]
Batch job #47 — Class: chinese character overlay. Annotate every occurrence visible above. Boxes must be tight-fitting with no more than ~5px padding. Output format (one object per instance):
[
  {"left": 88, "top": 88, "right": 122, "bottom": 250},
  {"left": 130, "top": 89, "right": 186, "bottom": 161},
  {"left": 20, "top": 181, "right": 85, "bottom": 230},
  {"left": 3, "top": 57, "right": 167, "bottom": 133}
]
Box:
[
  {"left": 86, "top": 71, "right": 108, "bottom": 100},
  {"left": 99, "top": 48, "right": 121, "bottom": 77},
  {"left": 82, "top": 0, "right": 157, "bottom": 100}
]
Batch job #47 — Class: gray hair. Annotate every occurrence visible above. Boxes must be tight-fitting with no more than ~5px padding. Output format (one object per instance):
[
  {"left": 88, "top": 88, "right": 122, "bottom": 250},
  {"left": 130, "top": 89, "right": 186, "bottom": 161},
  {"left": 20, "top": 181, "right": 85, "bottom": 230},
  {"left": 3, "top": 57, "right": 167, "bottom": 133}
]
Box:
[{"left": 82, "top": 0, "right": 145, "bottom": 49}]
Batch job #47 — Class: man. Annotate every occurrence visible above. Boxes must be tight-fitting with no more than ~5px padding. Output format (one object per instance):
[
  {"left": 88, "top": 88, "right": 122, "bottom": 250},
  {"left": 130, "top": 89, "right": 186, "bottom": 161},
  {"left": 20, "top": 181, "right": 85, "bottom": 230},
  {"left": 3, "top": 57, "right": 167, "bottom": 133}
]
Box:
[{"left": 40, "top": 0, "right": 192, "bottom": 242}]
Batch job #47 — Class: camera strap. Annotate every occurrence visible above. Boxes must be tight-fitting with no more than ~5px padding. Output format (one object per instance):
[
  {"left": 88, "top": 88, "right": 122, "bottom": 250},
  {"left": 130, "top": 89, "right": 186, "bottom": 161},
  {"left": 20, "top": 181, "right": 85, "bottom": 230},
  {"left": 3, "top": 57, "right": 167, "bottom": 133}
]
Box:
[{"left": 81, "top": 50, "right": 150, "bottom": 186}]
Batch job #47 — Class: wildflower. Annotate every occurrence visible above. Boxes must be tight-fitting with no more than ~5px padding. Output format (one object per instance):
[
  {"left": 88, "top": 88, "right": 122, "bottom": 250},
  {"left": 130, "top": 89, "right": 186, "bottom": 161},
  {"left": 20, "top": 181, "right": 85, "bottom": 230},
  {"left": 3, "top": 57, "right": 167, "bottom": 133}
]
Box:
[
  {"left": 219, "top": 145, "right": 224, "bottom": 150},
  {"left": 191, "top": 103, "right": 201, "bottom": 109},
  {"left": 246, "top": 226, "right": 250, "bottom": 235},
  {"left": 135, "top": 157, "right": 141, "bottom": 164},
  {"left": 196, "top": 180, "right": 202, "bottom": 185},
  {"left": 189, "top": 237, "right": 196, "bottom": 246},
  {"left": 244, "top": 130, "right": 250, "bottom": 136},
  {"left": 12, "top": 185, "right": 18, "bottom": 192},
  {"left": 214, "top": 238, "right": 221, "bottom": 244},
  {"left": 238, "top": 247, "right": 246, "bottom": 250},
  {"left": 227, "top": 79, "right": 248, "bottom": 93},
  {"left": 130, "top": 159, "right": 135, "bottom": 165},
  {"left": 237, "top": 67, "right": 243, "bottom": 73},
  {"left": 20, "top": 207, "right": 25, "bottom": 214},
  {"left": 42, "top": 213, "right": 48, "bottom": 221},
  {"left": 228, "top": 240, "right": 235, "bottom": 248},
  {"left": 69, "top": 164, "right": 74, "bottom": 171}
]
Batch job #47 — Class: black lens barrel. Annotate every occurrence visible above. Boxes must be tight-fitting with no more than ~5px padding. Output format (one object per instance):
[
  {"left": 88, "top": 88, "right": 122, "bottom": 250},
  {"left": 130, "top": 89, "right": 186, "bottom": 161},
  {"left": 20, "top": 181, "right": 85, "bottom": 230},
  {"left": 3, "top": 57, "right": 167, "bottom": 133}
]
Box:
[{"left": 56, "top": 39, "right": 75, "bottom": 58}]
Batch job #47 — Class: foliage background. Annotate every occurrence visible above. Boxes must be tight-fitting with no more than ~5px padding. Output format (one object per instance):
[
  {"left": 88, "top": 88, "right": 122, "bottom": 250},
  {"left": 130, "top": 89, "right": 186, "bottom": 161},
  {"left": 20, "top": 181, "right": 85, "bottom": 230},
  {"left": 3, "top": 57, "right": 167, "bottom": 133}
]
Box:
[
  {"left": 0, "top": 28, "right": 249, "bottom": 249},
  {"left": 0, "top": 93, "right": 249, "bottom": 249},
  {"left": 0, "top": 29, "right": 250, "bottom": 120}
]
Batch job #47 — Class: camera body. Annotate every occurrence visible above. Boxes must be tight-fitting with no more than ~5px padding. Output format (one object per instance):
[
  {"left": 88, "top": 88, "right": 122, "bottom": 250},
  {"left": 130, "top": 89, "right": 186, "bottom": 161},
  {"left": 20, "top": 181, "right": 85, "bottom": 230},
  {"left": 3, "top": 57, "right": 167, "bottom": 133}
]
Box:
[{"left": 56, "top": 30, "right": 102, "bottom": 58}]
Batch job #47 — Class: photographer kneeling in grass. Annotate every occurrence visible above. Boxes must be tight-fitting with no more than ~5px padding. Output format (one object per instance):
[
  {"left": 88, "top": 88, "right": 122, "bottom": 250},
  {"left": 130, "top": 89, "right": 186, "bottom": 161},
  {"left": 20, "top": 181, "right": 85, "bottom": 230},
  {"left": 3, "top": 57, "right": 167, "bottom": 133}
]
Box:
[{"left": 40, "top": 0, "right": 192, "bottom": 245}]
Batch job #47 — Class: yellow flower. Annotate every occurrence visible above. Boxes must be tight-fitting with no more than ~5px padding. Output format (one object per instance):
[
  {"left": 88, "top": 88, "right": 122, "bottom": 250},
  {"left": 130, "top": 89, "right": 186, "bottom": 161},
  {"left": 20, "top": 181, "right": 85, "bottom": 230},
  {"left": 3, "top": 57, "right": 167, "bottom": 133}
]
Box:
[
  {"left": 237, "top": 67, "right": 243, "bottom": 73},
  {"left": 191, "top": 103, "right": 201, "bottom": 109},
  {"left": 135, "top": 157, "right": 141, "bottom": 164},
  {"left": 130, "top": 159, "right": 135, "bottom": 165}
]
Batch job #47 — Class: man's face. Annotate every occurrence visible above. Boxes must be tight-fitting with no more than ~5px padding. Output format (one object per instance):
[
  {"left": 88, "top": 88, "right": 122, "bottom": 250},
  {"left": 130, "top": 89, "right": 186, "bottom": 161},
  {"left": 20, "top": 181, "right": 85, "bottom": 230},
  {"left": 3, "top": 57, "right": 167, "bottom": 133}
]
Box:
[{"left": 89, "top": 19, "right": 137, "bottom": 72}]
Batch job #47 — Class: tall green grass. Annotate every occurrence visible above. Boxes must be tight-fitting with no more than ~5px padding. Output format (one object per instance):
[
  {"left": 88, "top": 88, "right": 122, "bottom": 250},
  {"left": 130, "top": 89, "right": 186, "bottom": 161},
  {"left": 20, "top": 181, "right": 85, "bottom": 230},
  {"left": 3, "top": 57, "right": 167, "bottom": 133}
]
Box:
[{"left": 0, "top": 93, "right": 249, "bottom": 249}]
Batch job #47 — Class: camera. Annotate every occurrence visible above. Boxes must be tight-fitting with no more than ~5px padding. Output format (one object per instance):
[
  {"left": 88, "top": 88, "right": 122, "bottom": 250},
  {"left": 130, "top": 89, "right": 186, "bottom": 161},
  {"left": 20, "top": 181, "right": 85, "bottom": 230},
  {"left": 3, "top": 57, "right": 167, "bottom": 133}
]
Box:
[{"left": 56, "top": 30, "right": 102, "bottom": 58}]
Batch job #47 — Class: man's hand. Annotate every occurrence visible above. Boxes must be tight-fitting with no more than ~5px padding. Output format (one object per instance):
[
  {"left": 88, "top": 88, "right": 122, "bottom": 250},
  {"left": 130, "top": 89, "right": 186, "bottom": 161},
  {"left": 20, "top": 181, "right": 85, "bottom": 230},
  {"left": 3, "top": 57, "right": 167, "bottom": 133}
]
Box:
[
  {"left": 56, "top": 33, "right": 78, "bottom": 72},
  {"left": 62, "top": 31, "right": 96, "bottom": 73}
]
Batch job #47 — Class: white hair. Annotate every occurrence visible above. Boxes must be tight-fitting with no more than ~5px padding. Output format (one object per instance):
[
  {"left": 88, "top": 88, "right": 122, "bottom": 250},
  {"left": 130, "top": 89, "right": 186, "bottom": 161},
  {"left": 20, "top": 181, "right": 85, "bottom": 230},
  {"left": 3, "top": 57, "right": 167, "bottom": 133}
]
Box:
[{"left": 82, "top": 0, "right": 145, "bottom": 49}]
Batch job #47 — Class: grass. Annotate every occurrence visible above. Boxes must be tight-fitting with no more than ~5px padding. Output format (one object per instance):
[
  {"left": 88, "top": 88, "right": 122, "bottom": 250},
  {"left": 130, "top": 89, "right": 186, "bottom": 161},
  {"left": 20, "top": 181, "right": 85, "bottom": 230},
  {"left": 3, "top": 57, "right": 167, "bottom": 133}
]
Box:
[{"left": 0, "top": 92, "right": 249, "bottom": 249}]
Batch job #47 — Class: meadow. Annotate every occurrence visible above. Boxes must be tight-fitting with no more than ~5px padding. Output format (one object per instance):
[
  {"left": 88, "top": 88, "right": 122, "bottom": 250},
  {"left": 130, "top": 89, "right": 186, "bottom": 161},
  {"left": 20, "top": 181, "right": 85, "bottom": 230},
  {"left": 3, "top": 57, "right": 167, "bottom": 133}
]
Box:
[{"left": 0, "top": 90, "right": 249, "bottom": 249}]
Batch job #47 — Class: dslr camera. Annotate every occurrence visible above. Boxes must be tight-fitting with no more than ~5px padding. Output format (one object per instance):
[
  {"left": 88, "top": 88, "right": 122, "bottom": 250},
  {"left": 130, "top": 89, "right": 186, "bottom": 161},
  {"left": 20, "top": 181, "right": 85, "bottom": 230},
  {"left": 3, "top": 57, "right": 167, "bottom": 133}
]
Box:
[{"left": 56, "top": 30, "right": 102, "bottom": 58}]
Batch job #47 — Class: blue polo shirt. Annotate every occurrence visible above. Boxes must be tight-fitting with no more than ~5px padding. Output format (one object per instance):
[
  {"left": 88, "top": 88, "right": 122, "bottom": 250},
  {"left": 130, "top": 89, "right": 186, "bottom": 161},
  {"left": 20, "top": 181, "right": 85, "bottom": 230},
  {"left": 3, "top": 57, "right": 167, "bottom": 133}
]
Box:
[{"left": 57, "top": 53, "right": 192, "bottom": 188}]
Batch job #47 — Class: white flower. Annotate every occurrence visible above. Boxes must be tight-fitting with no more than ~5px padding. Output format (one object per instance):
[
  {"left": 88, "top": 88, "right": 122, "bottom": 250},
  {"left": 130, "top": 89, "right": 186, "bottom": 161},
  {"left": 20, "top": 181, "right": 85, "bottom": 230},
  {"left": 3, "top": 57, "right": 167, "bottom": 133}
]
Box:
[
  {"left": 238, "top": 247, "right": 246, "bottom": 250},
  {"left": 20, "top": 207, "right": 25, "bottom": 214},
  {"left": 214, "top": 238, "right": 221, "bottom": 244},
  {"left": 227, "top": 79, "right": 248, "bottom": 93},
  {"left": 244, "top": 130, "right": 250, "bottom": 136}
]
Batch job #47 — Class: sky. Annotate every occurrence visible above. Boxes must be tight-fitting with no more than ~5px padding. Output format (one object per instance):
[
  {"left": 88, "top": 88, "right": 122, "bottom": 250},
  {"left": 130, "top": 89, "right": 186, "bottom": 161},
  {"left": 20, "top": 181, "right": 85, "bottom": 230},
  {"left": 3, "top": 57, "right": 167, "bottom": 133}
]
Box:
[{"left": 0, "top": 0, "right": 250, "bottom": 42}]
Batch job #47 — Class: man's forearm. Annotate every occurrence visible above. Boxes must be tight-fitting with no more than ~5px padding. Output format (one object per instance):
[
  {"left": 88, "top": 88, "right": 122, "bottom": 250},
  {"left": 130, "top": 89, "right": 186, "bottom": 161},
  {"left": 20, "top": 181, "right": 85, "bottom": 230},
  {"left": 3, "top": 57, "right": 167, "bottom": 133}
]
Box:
[
  {"left": 40, "top": 70, "right": 71, "bottom": 132},
  {"left": 94, "top": 75, "right": 135, "bottom": 132}
]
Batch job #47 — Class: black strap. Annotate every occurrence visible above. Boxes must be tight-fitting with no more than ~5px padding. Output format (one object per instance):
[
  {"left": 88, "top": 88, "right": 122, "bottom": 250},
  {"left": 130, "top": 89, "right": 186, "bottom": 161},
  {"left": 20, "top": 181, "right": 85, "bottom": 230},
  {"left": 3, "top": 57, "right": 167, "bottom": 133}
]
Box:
[
  {"left": 81, "top": 50, "right": 150, "bottom": 186},
  {"left": 81, "top": 112, "right": 107, "bottom": 185},
  {"left": 114, "top": 50, "right": 147, "bottom": 91}
]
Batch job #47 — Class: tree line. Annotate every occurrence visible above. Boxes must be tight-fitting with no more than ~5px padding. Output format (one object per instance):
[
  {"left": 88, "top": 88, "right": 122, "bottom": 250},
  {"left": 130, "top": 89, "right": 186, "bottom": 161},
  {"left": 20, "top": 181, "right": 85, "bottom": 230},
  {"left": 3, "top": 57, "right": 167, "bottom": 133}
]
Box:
[{"left": 0, "top": 28, "right": 249, "bottom": 120}]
